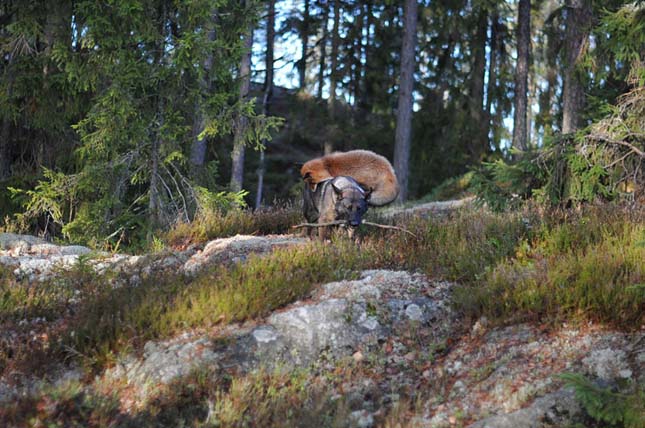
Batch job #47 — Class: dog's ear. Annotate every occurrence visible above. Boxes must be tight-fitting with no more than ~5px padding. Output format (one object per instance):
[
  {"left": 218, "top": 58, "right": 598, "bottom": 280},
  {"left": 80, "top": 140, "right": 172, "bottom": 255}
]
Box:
[{"left": 332, "top": 182, "right": 343, "bottom": 198}]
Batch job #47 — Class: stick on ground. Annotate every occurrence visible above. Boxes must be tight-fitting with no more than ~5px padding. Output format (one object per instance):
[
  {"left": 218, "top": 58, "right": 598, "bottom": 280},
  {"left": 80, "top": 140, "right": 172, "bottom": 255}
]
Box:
[{"left": 292, "top": 220, "right": 417, "bottom": 238}]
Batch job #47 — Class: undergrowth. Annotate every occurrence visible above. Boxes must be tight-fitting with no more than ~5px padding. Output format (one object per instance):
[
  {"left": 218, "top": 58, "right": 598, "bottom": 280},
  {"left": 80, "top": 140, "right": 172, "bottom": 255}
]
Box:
[
  {"left": 0, "top": 365, "right": 359, "bottom": 428},
  {"left": 453, "top": 205, "right": 644, "bottom": 329},
  {"left": 163, "top": 204, "right": 302, "bottom": 248},
  {"left": 1, "top": 202, "right": 643, "bottom": 427},
  {"left": 561, "top": 373, "right": 645, "bottom": 428}
]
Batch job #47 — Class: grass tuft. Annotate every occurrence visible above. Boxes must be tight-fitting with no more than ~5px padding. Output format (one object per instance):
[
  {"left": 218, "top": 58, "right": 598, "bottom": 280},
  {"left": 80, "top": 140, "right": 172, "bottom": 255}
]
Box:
[
  {"left": 164, "top": 205, "right": 302, "bottom": 248},
  {"left": 453, "top": 206, "right": 645, "bottom": 329}
]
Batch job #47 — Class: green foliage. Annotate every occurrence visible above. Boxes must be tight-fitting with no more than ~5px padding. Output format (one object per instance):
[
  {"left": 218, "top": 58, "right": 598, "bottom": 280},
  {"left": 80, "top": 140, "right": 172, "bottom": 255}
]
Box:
[
  {"left": 3, "top": 0, "right": 280, "bottom": 249},
  {"left": 8, "top": 168, "right": 77, "bottom": 236},
  {"left": 473, "top": 4, "right": 645, "bottom": 212},
  {"left": 472, "top": 125, "right": 643, "bottom": 211},
  {"left": 471, "top": 155, "right": 548, "bottom": 211},
  {"left": 453, "top": 206, "right": 645, "bottom": 329},
  {"left": 561, "top": 373, "right": 645, "bottom": 428}
]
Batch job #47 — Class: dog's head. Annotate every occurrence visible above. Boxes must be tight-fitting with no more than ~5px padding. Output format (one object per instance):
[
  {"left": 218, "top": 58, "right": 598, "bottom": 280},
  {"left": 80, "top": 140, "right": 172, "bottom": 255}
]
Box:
[{"left": 331, "top": 177, "right": 372, "bottom": 228}]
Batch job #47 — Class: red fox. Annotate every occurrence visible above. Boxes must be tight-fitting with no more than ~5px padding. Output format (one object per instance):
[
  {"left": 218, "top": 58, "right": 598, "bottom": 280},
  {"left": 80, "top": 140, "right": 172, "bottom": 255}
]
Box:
[{"left": 300, "top": 150, "right": 399, "bottom": 206}]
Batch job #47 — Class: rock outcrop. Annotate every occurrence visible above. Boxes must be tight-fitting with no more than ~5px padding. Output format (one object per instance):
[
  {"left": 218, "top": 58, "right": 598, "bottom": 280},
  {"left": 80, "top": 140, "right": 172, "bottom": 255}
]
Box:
[
  {"left": 0, "top": 233, "right": 307, "bottom": 282},
  {"left": 105, "top": 270, "right": 456, "bottom": 406},
  {"left": 1, "top": 229, "right": 642, "bottom": 427}
]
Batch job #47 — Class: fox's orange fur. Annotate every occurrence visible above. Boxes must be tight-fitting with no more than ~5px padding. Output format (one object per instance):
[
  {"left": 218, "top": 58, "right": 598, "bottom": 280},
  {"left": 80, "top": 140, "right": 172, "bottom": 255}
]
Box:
[{"left": 301, "top": 150, "right": 399, "bottom": 206}]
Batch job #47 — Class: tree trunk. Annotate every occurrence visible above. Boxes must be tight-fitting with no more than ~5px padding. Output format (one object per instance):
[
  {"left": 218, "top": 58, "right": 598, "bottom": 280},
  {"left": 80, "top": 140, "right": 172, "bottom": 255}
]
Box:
[
  {"left": 352, "top": 5, "right": 365, "bottom": 106},
  {"left": 512, "top": 0, "right": 530, "bottom": 152},
  {"left": 256, "top": 0, "right": 275, "bottom": 209},
  {"left": 190, "top": 11, "right": 218, "bottom": 176},
  {"left": 538, "top": 17, "right": 560, "bottom": 140},
  {"left": 485, "top": 11, "right": 499, "bottom": 151},
  {"left": 230, "top": 25, "right": 254, "bottom": 192},
  {"left": 298, "top": 0, "right": 309, "bottom": 91},
  {"left": 149, "top": 110, "right": 162, "bottom": 227},
  {"left": 358, "top": 1, "right": 373, "bottom": 110},
  {"left": 317, "top": 2, "right": 328, "bottom": 100},
  {"left": 562, "top": 0, "right": 591, "bottom": 134},
  {"left": 469, "top": 8, "right": 488, "bottom": 160},
  {"left": 393, "top": 0, "right": 418, "bottom": 203},
  {"left": 149, "top": 4, "right": 167, "bottom": 228},
  {"left": 325, "top": 0, "right": 340, "bottom": 155},
  {"left": 0, "top": 51, "right": 12, "bottom": 180}
]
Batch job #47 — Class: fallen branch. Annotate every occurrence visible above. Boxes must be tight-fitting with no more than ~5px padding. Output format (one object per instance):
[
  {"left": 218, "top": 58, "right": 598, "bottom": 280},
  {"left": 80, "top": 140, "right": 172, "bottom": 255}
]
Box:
[
  {"left": 362, "top": 221, "right": 418, "bottom": 238},
  {"left": 291, "top": 220, "right": 418, "bottom": 238},
  {"left": 291, "top": 221, "right": 348, "bottom": 229}
]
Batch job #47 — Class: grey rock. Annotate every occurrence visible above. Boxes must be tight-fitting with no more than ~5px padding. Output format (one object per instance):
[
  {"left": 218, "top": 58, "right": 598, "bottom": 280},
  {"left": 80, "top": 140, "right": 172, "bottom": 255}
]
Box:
[
  {"left": 252, "top": 326, "right": 279, "bottom": 343},
  {"left": 467, "top": 387, "right": 582, "bottom": 428},
  {"left": 0, "top": 233, "right": 48, "bottom": 252},
  {"left": 181, "top": 234, "right": 307, "bottom": 275},
  {"left": 405, "top": 303, "right": 424, "bottom": 321},
  {"left": 582, "top": 348, "right": 633, "bottom": 381},
  {"left": 121, "top": 337, "right": 219, "bottom": 388}
]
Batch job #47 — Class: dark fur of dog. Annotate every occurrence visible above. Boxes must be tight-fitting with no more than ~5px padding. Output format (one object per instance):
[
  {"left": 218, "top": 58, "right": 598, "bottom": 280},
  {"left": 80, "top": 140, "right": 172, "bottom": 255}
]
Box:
[{"left": 302, "top": 176, "right": 371, "bottom": 240}]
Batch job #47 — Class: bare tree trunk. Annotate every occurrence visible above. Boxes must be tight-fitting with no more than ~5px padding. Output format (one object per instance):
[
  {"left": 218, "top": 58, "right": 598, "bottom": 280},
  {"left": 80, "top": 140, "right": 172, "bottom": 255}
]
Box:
[
  {"left": 317, "top": 2, "right": 328, "bottom": 100},
  {"left": 539, "top": 18, "right": 560, "bottom": 140},
  {"left": 485, "top": 11, "right": 499, "bottom": 151},
  {"left": 562, "top": 0, "right": 591, "bottom": 134},
  {"left": 149, "top": 107, "right": 162, "bottom": 227},
  {"left": 190, "top": 11, "right": 218, "bottom": 176},
  {"left": 230, "top": 25, "right": 254, "bottom": 192},
  {"left": 0, "top": 51, "right": 12, "bottom": 180},
  {"left": 358, "top": 1, "right": 373, "bottom": 110},
  {"left": 256, "top": 0, "right": 275, "bottom": 209},
  {"left": 512, "top": 0, "right": 530, "bottom": 152},
  {"left": 352, "top": 5, "right": 365, "bottom": 106},
  {"left": 469, "top": 7, "right": 488, "bottom": 160},
  {"left": 325, "top": 0, "right": 340, "bottom": 155},
  {"left": 298, "top": 0, "right": 309, "bottom": 91},
  {"left": 149, "top": 4, "right": 167, "bottom": 228},
  {"left": 393, "top": 0, "right": 418, "bottom": 203}
]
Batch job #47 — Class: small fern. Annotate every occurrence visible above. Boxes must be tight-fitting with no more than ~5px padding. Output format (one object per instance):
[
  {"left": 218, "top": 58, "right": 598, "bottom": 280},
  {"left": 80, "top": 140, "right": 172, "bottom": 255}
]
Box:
[{"left": 560, "top": 373, "right": 645, "bottom": 428}]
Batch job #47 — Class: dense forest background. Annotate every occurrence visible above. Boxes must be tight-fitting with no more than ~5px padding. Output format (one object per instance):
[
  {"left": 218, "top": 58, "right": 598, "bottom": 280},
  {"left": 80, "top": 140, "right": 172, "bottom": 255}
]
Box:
[{"left": 0, "top": 0, "right": 643, "bottom": 247}]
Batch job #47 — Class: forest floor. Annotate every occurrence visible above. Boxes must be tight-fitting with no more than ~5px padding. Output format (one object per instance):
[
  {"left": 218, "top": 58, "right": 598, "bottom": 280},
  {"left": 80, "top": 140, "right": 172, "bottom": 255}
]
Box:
[{"left": 0, "top": 199, "right": 643, "bottom": 427}]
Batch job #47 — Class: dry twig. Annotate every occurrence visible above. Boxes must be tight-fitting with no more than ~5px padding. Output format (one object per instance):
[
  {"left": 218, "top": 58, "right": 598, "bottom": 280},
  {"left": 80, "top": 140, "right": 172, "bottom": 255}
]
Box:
[{"left": 291, "top": 220, "right": 418, "bottom": 238}]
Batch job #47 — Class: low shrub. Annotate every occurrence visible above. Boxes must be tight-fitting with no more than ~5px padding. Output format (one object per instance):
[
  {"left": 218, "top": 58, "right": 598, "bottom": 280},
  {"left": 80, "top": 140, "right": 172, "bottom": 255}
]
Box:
[
  {"left": 163, "top": 204, "right": 302, "bottom": 249},
  {"left": 453, "top": 205, "right": 645, "bottom": 330}
]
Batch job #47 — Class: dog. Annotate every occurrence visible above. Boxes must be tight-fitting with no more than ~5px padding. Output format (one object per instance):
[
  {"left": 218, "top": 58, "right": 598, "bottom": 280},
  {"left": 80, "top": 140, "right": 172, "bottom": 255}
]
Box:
[
  {"left": 300, "top": 150, "right": 399, "bottom": 206},
  {"left": 303, "top": 176, "right": 371, "bottom": 240}
]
